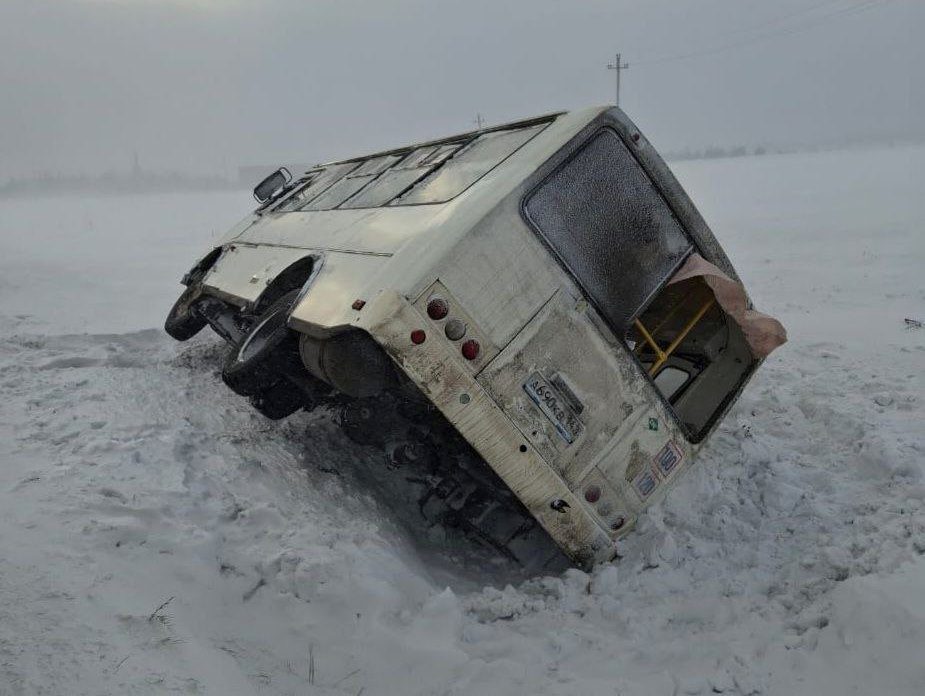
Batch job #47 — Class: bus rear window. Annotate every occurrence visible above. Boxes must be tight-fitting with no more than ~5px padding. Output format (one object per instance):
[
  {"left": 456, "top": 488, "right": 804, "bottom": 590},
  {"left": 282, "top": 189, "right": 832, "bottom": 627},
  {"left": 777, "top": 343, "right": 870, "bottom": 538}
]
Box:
[{"left": 524, "top": 128, "right": 691, "bottom": 334}]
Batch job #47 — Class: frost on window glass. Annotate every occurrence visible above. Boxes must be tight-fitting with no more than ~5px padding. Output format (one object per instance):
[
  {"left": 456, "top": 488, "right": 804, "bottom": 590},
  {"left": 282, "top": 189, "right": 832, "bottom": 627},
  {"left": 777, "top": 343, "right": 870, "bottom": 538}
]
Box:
[
  {"left": 277, "top": 162, "right": 358, "bottom": 212},
  {"left": 341, "top": 144, "right": 464, "bottom": 209},
  {"left": 524, "top": 128, "right": 692, "bottom": 333},
  {"left": 303, "top": 154, "right": 402, "bottom": 210},
  {"left": 392, "top": 124, "right": 546, "bottom": 205}
]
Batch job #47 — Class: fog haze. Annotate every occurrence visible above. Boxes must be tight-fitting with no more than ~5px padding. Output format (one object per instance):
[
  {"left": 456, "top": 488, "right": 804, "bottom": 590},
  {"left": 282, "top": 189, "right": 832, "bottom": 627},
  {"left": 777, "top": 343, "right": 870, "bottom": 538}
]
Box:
[{"left": 1, "top": 0, "right": 920, "bottom": 180}]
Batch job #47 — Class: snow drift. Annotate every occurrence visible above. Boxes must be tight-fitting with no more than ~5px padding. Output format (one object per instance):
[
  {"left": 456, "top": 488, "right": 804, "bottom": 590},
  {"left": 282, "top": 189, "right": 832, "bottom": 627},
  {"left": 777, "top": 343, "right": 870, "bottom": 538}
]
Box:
[{"left": 0, "top": 144, "right": 923, "bottom": 695}]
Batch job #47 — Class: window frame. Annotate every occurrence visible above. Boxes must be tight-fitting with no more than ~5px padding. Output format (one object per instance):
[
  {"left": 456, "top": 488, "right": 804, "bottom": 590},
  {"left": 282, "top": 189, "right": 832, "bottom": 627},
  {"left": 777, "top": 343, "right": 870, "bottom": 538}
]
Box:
[
  {"left": 267, "top": 161, "right": 362, "bottom": 213},
  {"left": 337, "top": 144, "right": 465, "bottom": 210},
  {"left": 388, "top": 122, "right": 549, "bottom": 207},
  {"left": 267, "top": 115, "right": 556, "bottom": 214},
  {"left": 652, "top": 365, "right": 694, "bottom": 402},
  {"left": 522, "top": 126, "right": 696, "bottom": 337}
]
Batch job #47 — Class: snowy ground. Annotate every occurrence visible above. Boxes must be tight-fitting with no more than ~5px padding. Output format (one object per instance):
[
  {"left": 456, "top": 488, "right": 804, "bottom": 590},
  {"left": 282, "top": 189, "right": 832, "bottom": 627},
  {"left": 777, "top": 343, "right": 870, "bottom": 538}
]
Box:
[{"left": 1, "top": 144, "right": 923, "bottom": 695}]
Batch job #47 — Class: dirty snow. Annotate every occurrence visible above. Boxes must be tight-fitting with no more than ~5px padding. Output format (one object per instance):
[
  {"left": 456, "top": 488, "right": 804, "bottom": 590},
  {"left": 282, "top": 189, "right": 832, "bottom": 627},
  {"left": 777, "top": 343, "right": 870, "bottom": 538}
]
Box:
[{"left": 1, "top": 144, "right": 924, "bottom": 695}]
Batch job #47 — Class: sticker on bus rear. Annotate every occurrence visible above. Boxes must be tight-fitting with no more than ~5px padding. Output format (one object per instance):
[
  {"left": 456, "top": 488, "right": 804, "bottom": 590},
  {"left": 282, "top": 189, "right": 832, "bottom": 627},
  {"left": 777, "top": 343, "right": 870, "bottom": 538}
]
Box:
[
  {"left": 653, "top": 441, "right": 683, "bottom": 477},
  {"left": 633, "top": 467, "right": 659, "bottom": 499}
]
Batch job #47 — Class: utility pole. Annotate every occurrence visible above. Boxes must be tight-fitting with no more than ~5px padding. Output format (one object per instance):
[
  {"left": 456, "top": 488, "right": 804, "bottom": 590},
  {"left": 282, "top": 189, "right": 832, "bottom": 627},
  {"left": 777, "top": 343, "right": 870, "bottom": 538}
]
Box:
[
  {"left": 606, "top": 53, "right": 629, "bottom": 107},
  {"left": 473, "top": 113, "right": 485, "bottom": 130}
]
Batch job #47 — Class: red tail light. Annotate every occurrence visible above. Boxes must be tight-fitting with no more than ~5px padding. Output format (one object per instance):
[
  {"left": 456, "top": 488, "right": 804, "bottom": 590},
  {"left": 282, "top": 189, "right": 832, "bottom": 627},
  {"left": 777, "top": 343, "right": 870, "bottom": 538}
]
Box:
[
  {"left": 461, "top": 339, "right": 480, "bottom": 360},
  {"left": 426, "top": 298, "right": 448, "bottom": 320},
  {"left": 410, "top": 329, "right": 426, "bottom": 345},
  {"left": 584, "top": 485, "right": 601, "bottom": 503}
]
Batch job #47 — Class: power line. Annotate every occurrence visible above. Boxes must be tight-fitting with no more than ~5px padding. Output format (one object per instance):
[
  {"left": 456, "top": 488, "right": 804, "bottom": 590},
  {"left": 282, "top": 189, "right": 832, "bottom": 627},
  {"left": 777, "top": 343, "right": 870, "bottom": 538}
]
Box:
[
  {"left": 636, "top": 1, "right": 887, "bottom": 66},
  {"left": 716, "top": 0, "right": 850, "bottom": 39},
  {"left": 636, "top": 1, "right": 883, "bottom": 66},
  {"left": 635, "top": 0, "right": 895, "bottom": 67},
  {"left": 640, "top": 0, "right": 892, "bottom": 65}
]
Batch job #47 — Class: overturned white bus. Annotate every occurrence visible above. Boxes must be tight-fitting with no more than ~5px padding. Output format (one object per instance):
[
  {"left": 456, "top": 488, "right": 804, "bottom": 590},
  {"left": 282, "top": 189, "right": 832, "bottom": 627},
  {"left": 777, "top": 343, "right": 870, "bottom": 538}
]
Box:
[{"left": 165, "top": 106, "right": 785, "bottom": 568}]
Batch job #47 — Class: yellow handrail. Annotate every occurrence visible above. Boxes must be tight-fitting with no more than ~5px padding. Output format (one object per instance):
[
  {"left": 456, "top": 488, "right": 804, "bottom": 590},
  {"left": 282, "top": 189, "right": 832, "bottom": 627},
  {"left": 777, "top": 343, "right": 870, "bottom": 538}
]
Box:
[
  {"left": 633, "top": 318, "right": 665, "bottom": 363},
  {"left": 648, "top": 297, "right": 715, "bottom": 376},
  {"left": 634, "top": 292, "right": 690, "bottom": 356}
]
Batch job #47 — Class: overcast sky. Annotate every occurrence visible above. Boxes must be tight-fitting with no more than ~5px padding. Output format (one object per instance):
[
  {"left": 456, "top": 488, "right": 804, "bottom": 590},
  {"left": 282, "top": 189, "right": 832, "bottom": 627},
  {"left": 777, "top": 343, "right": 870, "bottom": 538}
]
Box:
[{"left": 1, "top": 0, "right": 920, "bottom": 180}]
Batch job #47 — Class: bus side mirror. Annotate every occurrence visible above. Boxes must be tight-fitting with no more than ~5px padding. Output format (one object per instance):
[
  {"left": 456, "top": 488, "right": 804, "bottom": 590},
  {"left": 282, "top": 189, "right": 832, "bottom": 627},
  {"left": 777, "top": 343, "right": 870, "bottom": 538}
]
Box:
[{"left": 253, "top": 167, "right": 292, "bottom": 204}]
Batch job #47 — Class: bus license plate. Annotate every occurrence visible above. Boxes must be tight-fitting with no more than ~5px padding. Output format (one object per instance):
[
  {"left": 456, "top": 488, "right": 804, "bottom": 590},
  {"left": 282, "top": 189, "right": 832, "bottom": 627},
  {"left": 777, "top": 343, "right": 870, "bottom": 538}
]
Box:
[{"left": 523, "top": 372, "right": 583, "bottom": 444}]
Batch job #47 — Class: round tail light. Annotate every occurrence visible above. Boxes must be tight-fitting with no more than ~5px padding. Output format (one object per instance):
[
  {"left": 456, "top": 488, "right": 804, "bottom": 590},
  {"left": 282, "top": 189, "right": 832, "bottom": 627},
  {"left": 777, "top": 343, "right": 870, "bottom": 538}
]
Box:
[
  {"left": 426, "top": 298, "right": 449, "bottom": 320},
  {"left": 444, "top": 318, "right": 466, "bottom": 341},
  {"left": 584, "top": 485, "right": 601, "bottom": 503},
  {"left": 461, "top": 339, "right": 480, "bottom": 360},
  {"left": 410, "top": 329, "right": 426, "bottom": 345}
]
